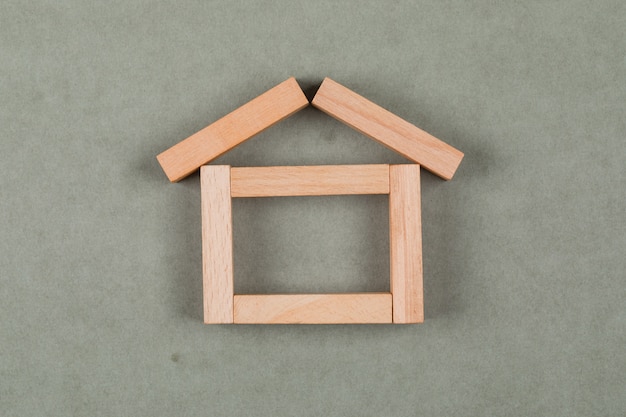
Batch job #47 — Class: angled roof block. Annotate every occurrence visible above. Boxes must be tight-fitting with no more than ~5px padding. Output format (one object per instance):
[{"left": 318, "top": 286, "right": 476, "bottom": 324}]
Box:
[
  {"left": 157, "top": 77, "right": 308, "bottom": 182},
  {"left": 312, "top": 78, "right": 464, "bottom": 180}
]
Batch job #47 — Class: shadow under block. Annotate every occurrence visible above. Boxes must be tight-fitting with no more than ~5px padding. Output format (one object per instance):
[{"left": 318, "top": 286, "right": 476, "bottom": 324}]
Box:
[
  {"left": 389, "top": 165, "right": 423, "bottom": 323},
  {"left": 230, "top": 165, "right": 390, "bottom": 197},
  {"left": 201, "top": 166, "right": 234, "bottom": 324},
  {"left": 311, "top": 78, "right": 463, "bottom": 180},
  {"left": 157, "top": 77, "right": 309, "bottom": 182},
  {"left": 233, "top": 294, "right": 392, "bottom": 324}
]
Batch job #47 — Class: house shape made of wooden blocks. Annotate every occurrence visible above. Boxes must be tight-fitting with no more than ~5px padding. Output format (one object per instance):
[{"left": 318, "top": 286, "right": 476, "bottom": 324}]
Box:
[{"left": 157, "top": 77, "right": 464, "bottom": 324}]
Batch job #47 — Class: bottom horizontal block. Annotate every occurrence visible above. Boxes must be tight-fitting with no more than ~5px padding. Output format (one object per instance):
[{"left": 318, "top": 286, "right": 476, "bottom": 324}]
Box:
[{"left": 233, "top": 293, "right": 392, "bottom": 324}]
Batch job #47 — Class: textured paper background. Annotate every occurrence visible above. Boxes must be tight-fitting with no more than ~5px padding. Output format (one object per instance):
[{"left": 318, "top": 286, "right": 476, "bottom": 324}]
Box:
[{"left": 1, "top": 1, "right": 624, "bottom": 415}]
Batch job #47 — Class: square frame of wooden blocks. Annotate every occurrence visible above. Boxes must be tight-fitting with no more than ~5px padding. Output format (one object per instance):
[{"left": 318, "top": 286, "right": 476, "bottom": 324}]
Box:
[{"left": 201, "top": 164, "right": 423, "bottom": 324}]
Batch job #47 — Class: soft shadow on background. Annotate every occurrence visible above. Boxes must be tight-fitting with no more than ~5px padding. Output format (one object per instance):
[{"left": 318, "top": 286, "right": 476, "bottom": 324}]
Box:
[{"left": 1, "top": 1, "right": 624, "bottom": 416}]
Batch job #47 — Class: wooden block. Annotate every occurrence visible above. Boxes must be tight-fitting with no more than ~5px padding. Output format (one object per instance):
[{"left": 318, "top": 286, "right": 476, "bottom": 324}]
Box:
[
  {"left": 389, "top": 165, "right": 423, "bottom": 323},
  {"left": 158, "top": 77, "right": 309, "bottom": 182},
  {"left": 201, "top": 166, "right": 234, "bottom": 324},
  {"left": 233, "top": 294, "right": 392, "bottom": 324},
  {"left": 311, "top": 78, "right": 463, "bottom": 180},
  {"left": 230, "top": 164, "right": 390, "bottom": 197}
]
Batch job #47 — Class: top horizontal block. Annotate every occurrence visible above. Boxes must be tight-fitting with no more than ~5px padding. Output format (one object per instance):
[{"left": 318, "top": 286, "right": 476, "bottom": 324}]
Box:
[
  {"left": 312, "top": 78, "right": 463, "bottom": 180},
  {"left": 230, "top": 164, "right": 390, "bottom": 197},
  {"left": 157, "top": 77, "right": 309, "bottom": 182}
]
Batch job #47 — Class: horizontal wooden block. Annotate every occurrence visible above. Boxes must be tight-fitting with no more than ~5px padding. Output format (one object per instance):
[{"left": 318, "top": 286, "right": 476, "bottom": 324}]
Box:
[
  {"left": 201, "top": 166, "right": 234, "bottom": 324},
  {"left": 157, "top": 77, "right": 309, "bottom": 182},
  {"left": 233, "top": 293, "right": 392, "bottom": 324},
  {"left": 230, "top": 165, "right": 390, "bottom": 197},
  {"left": 312, "top": 78, "right": 464, "bottom": 180},
  {"left": 389, "top": 165, "right": 423, "bottom": 323}
]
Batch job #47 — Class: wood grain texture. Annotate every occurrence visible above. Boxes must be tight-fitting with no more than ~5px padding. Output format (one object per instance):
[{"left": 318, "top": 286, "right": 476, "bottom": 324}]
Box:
[
  {"left": 158, "top": 77, "right": 309, "bottom": 182},
  {"left": 230, "top": 165, "right": 390, "bottom": 197},
  {"left": 389, "top": 165, "right": 423, "bottom": 323},
  {"left": 311, "top": 78, "right": 463, "bottom": 180},
  {"left": 233, "top": 294, "right": 392, "bottom": 324},
  {"left": 201, "top": 165, "right": 234, "bottom": 324}
]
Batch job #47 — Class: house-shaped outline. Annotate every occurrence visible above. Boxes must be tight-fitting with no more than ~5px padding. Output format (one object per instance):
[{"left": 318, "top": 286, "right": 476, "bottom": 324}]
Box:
[{"left": 157, "top": 77, "right": 464, "bottom": 324}]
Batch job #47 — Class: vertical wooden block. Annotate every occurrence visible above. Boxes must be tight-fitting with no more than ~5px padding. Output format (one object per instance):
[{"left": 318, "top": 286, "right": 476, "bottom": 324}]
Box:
[
  {"left": 158, "top": 77, "right": 309, "bottom": 182},
  {"left": 201, "top": 165, "right": 233, "bottom": 324},
  {"left": 389, "top": 165, "right": 423, "bottom": 323},
  {"left": 312, "top": 78, "right": 463, "bottom": 180}
]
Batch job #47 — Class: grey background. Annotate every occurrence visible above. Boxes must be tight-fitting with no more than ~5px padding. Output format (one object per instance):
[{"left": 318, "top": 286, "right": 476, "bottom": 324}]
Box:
[{"left": 1, "top": 1, "right": 624, "bottom": 416}]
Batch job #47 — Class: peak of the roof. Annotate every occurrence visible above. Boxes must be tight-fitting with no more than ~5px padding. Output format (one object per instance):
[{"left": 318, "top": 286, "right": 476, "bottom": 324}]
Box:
[{"left": 157, "top": 77, "right": 463, "bottom": 182}]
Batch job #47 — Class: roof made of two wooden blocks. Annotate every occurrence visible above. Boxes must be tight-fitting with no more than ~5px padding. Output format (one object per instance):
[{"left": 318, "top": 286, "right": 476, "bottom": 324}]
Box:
[{"left": 157, "top": 77, "right": 463, "bottom": 182}]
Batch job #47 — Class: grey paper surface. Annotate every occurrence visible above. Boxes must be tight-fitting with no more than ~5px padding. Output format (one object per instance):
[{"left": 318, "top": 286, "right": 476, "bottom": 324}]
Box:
[{"left": 1, "top": 1, "right": 624, "bottom": 416}]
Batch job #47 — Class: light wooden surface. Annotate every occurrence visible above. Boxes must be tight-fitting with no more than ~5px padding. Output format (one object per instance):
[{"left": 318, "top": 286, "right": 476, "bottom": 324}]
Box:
[
  {"left": 312, "top": 78, "right": 463, "bottom": 180},
  {"left": 233, "top": 293, "right": 392, "bottom": 324},
  {"left": 157, "top": 77, "right": 309, "bottom": 182},
  {"left": 201, "top": 166, "right": 234, "bottom": 324},
  {"left": 230, "top": 165, "right": 390, "bottom": 197},
  {"left": 389, "top": 165, "right": 423, "bottom": 323}
]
